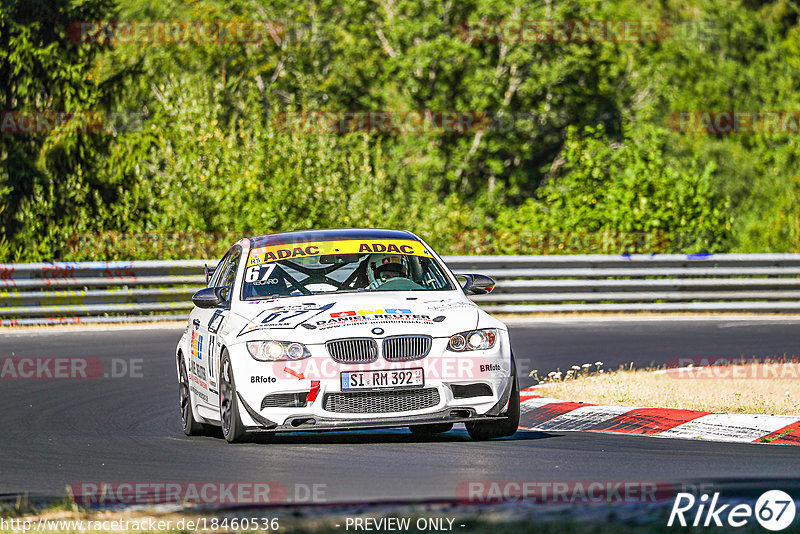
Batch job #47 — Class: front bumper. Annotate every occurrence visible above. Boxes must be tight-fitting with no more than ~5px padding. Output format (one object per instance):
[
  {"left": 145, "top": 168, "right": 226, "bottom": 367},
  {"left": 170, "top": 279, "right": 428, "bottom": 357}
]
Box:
[
  {"left": 236, "top": 396, "right": 510, "bottom": 433},
  {"left": 230, "top": 333, "right": 513, "bottom": 433}
]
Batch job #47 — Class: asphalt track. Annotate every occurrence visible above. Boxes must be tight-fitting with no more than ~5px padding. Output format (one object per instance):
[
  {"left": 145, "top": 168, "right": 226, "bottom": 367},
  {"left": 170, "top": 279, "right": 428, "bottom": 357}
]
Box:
[{"left": 1, "top": 319, "right": 799, "bottom": 504}]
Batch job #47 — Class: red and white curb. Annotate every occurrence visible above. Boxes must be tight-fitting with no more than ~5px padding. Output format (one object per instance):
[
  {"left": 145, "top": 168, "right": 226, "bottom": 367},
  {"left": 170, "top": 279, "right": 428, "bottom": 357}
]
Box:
[{"left": 519, "top": 387, "right": 800, "bottom": 445}]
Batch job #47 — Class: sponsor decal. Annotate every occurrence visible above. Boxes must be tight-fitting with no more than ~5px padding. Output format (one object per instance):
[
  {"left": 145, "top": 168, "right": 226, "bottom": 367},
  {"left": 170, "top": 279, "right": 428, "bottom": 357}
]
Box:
[
  {"left": 190, "top": 385, "right": 209, "bottom": 403},
  {"left": 189, "top": 374, "right": 207, "bottom": 390},
  {"left": 480, "top": 364, "right": 501, "bottom": 372},
  {"left": 189, "top": 359, "right": 207, "bottom": 382},
  {"left": 423, "top": 299, "right": 476, "bottom": 311},
  {"left": 237, "top": 303, "right": 335, "bottom": 335},
  {"left": 248, "top": 239, "right": 430, "bottom": 266},
  {"left": 245, "top": 263, "right": 280, "bottom": 284},
  {"left": 314, "top": 308, "right": 432, "bottom": 329},
  {"left": 207, "top": 334, "right": 217, "bottom": 384},
  {"left": 331, "top": 308, "right": 412, "bottom": 317},
  {"left": 251, "top": 375, "right": 276, "bottom": 384},
  {"left": 190, "top": 331, "right": 204, "bottom": 359}
]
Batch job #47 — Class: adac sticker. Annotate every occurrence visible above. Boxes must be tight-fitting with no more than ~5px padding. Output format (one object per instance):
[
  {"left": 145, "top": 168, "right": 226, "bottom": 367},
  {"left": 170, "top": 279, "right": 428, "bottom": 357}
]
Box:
[{"left": 248, "top": 239, "right": 430, "bottom": 266}]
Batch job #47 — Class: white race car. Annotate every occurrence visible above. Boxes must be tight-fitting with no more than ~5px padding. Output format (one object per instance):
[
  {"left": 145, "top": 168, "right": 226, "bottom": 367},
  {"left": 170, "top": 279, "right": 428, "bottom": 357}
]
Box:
[{"left": 176, "top": 229, "right": 519, "bottom": 442}]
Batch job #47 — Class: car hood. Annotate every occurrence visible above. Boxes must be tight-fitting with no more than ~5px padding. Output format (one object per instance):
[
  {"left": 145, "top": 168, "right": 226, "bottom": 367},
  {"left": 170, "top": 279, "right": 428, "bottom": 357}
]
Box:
[{"left": 228, "top": 292, "right": 480, "bottom": 343}]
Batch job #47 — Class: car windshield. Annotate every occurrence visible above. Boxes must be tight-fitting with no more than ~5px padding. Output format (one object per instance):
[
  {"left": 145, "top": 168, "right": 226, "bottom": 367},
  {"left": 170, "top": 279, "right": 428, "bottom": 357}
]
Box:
[{"left": 241, "top": 239, "right": 455, "bottom": 300}]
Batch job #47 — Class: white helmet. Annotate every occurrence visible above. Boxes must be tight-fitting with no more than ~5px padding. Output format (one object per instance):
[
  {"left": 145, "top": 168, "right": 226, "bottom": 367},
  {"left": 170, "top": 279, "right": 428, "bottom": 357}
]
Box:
[{"left": 367, "top": 254, "right": 409, "bottom": 288}]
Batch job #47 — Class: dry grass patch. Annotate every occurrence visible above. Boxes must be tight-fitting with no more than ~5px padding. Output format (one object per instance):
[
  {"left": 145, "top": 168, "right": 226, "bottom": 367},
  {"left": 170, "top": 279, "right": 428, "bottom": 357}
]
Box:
[{"left": 536, "top": 362, "right": 800, "bottom": 415}]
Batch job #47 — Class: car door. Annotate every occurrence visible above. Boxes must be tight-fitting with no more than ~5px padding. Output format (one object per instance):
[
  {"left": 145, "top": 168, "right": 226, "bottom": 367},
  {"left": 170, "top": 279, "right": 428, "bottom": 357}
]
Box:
[{"left": 186, "top": 246, "right": 240, "bottom": 408}]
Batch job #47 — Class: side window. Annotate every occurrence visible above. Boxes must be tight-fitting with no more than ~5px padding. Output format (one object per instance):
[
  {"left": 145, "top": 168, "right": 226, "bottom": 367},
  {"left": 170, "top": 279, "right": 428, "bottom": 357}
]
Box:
[
  {"left": 218, "top": 248, "right": 241, "bottom": 304},
  {"left": 209, "top": 251, "right": 232, "bottom": 288}
]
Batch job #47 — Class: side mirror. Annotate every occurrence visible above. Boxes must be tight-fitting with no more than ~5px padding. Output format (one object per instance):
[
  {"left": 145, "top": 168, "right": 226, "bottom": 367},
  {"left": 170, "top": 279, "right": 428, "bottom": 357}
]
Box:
[
  {"left": 458, "top": 273, "right": 496, "bottom": 295},
  {"left": 192, "top": 287, "right": 226, "bottom": 308}
]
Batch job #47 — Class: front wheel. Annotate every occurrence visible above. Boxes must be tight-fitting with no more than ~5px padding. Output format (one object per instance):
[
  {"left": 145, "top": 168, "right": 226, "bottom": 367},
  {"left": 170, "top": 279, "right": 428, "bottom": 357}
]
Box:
[
  {"left": 219, "top": 349, "right": 248, "bottom": 443},
  {"left": 465, "top": 354, "right": 520, "bottom": 440},
  {"left": 179, "top": 355, "right": 206, "bottom": 436}
]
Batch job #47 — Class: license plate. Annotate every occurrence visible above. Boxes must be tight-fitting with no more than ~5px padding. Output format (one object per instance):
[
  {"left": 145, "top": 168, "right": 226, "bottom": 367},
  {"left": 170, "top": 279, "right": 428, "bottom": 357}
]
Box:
[{"left": 341, "top": 368, "right": 424, "bottom": 390}]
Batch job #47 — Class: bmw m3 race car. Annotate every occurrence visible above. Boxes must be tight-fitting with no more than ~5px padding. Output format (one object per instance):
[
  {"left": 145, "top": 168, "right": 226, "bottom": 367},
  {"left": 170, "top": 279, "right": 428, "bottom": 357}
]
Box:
[{"left": 176, "top": 229, "right": 519, "bottom": 442}]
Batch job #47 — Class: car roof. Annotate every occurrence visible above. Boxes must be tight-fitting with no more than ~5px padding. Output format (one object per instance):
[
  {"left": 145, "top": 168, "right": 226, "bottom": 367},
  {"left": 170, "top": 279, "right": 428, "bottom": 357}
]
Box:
[{"left": 249, "top": 228, "right": 418, "bottom": 248}]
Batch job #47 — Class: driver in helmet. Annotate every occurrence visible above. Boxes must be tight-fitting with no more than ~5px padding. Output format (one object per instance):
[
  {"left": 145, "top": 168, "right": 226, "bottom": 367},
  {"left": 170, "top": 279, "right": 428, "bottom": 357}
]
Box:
[{"left": 367, "top": 254, "right": 410, "bottom": 289}]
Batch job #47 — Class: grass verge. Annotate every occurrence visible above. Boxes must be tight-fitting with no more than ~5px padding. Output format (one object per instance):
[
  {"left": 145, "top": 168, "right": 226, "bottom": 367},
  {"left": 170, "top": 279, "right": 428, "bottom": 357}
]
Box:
[{"left": 535, "top": 362, "right": 800, "bottom": 415}]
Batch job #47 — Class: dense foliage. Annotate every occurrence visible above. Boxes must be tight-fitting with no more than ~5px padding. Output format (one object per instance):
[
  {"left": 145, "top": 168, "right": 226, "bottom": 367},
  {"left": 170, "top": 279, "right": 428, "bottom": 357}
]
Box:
[{"left": 1, "top": 0, "right": 798, "bottom": 260}]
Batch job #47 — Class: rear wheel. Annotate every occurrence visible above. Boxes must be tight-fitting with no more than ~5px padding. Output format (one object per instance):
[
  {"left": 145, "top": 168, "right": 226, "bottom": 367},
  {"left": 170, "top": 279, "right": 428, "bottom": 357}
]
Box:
[
  {"left": 219, "top": 349, "right": 248, "bottom": 443},
  {"left": 409, "top": 423, "right": 453, "bottom": 436},
  {"left": 179, "top": 355, "right": 205, "bottom": 436},
  {"left": 465, "top": 354, "right": 520, "bottom": 440}
]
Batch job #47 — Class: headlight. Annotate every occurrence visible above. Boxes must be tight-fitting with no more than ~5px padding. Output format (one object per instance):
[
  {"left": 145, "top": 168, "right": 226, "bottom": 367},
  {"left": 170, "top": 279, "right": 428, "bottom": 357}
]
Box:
[
  {"left": 447, "top": 329, "right": 497, "bottom": 351},
  {"left": 247, "top": 341, "right": 311, "bottom": 361}
]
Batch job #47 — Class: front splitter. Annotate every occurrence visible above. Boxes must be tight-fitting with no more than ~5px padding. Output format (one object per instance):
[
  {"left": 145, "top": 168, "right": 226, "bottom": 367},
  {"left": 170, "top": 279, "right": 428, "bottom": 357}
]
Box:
[{"left": 242, "top": 403, "right": 507, "bottom": 434}]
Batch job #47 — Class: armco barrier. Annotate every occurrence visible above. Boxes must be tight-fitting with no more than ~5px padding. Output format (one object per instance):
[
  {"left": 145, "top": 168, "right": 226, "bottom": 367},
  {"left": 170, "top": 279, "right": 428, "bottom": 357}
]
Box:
[{"left": 1, "top": 254, "right": 799, "bottom": 325}]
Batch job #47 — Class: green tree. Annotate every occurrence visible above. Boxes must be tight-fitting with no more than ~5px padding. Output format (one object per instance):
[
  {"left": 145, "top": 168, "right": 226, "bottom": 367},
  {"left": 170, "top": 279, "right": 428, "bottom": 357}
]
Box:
[
  {"left": 495, "top": 125, "right": 732, "bottom": 254},
  {"left": 0, "top": 0, "right": 134, "bottom": 261}
]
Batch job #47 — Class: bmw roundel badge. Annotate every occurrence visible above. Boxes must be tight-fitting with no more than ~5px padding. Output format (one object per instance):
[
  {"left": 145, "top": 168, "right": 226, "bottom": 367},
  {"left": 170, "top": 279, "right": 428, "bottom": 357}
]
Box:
[{"left": 372, "top": 327, "right": 384, "bottom": 335}]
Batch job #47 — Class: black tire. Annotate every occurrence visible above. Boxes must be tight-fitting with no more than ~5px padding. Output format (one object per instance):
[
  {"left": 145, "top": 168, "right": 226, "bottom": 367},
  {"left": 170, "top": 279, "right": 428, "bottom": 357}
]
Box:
[
  {"left": 465, "top": 354, "right": 520, "bottom": 441},
  {"left": 219, "top": 349, "right": 248, "bottom": 443},
  {"left": 178, "top": 355, "right": 206, "bottom": 436},
  {"left": 409, "top": 423, "right": 453, "bottom": 436}
]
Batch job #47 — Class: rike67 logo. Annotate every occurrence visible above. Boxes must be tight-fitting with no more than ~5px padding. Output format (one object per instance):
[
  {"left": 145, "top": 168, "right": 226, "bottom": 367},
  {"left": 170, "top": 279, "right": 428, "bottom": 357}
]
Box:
[{"left": 668, "top": 490, "right": 796, "bottom": 531}]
